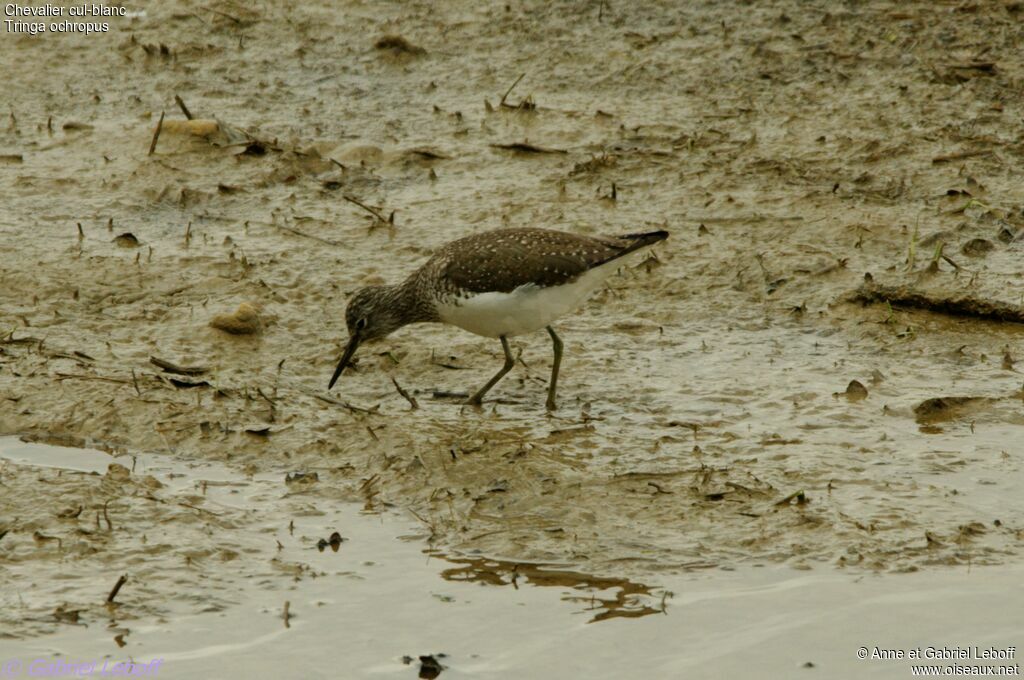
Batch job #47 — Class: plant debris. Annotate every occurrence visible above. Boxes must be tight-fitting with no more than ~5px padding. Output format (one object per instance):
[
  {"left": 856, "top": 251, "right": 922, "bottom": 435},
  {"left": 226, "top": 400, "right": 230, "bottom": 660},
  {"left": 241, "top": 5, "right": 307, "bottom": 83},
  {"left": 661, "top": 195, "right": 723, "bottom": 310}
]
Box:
[
  {"left": 374, "top": 34, "right": 425, "bottom": 55},
  {"left": 851, "top": 283, "right": 1024, "bottom": 324},
  {"left": 490, "top": 142, "right": 567, "bottom": 154}
]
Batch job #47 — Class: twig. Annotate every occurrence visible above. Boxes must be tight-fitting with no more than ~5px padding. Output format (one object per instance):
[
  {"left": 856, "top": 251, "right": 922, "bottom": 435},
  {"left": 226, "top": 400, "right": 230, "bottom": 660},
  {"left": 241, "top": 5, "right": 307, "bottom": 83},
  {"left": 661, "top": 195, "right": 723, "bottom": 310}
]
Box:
[
  {"left": 148, "top": 111, "right": 165, "bottom": 156},
  {"left": 312, "top": 392, "right": 381, "bottom": 415},
  {"left": 55, "top": 372, "right": 131, "bottom": 385},
  {"left": 949, "top": 61, "right": 995, "bottom": 72},
  {"left": 150, "top": 356, "right": 208, "bottom": 375},
  {"left": 174, "top": 95, "right": 193, "bottom": 120},
  {"left": 202, "top": 6, "right": 241, "bottom": 23},
  {"left": 430, "top": 349, "right": 469, "bottom": 370},
  {"left": 342, "top": 194, "right": 388, "bottom": 223},
  {"left": 390, "top": 377, "right": 419, "bottom": 409},
  {"left": 490, "top": 142, "right": 566, "bottom": 154},
  {"left": 431, "top": 390, "right": 469, "bottom": 400},
  {"left": 103, "top": 500, "right": 114, "bottom": 531},
  {"left": 359, "top": 473, "right": 380, "bottom": 493},
  {"left": 282, "top": 601, "right": 291, "bottom": 628},
  {"left": 178, "top": 502, "right": 221, "bottom": 516},
  {"left": 48, "top": 351, "right": 93, "bottom": 364},
  {"left": 131, "top": 369, "right": 140, "bottom": 396},
  {"left": 274, "top": 222, "right": 343, "bottom": 246},
  {"left": 774, "top": 490, "right": 807, "bottom": 506},
  {"left": 500, "top": 73, "right": 526, "bottom": 106},
  {"left": 941, "top": 254, "right": 963, "bottom": 272},
  {"left": 932, "top": 149, "right": 992, "bottom": 164},
  {"left": 106, "top": 574, "right": 128, "bottom": 603}
]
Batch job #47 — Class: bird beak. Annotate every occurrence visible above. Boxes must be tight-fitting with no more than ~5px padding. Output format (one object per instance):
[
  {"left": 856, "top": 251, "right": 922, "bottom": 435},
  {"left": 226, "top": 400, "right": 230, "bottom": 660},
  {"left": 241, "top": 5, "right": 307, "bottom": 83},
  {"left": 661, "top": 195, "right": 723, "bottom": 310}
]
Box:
[{"left": 328, "top": 333, "right": 361, "bottom": 390}]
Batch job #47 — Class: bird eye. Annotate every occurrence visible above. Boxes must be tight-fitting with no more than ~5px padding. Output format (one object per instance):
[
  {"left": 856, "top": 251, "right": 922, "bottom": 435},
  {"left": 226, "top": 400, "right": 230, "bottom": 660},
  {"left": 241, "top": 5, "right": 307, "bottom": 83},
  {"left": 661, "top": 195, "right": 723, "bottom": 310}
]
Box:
[{"left": 355, "top": 318, "right": 367, "bottom": 330}]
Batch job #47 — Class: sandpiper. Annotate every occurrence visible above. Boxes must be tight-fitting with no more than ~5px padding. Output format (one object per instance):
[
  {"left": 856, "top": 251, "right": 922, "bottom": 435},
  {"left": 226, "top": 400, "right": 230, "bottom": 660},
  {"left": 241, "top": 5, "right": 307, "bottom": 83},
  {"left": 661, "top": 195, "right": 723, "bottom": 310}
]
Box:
[{"left": 328, "top": 227, "right": 668, "bottom": 409}]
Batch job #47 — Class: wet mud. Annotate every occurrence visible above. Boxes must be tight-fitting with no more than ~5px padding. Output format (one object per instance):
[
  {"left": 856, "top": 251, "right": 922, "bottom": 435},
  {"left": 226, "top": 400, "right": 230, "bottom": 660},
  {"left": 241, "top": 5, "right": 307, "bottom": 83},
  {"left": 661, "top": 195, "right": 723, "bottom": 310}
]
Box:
[{"left": 2, "top": 0, "right": 1024, "bottom": 644}]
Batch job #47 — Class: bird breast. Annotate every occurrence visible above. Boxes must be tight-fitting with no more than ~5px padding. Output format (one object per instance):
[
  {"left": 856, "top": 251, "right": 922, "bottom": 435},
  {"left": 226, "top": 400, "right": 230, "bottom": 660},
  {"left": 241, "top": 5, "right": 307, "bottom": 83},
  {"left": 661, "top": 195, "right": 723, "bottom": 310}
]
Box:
[{"left": 435, "top": 261, "right": 615, "bottom": 338}]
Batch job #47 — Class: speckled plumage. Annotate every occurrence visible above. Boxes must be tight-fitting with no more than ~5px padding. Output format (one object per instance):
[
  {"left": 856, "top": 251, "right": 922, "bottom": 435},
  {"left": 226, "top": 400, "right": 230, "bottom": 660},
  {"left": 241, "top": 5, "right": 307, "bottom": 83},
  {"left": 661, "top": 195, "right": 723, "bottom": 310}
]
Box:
[
  {"left": 329, "top": 227, "right": 669, "bottom": 407},
  {"left": 425, "top": 227, "right": 666, "bottom": 296}
]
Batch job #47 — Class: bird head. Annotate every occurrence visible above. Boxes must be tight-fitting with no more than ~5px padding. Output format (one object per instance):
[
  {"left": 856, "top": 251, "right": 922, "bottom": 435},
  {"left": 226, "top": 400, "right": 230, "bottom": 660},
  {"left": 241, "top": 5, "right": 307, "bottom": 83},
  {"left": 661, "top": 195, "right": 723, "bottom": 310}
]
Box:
[{"left": 327, "top": 286, "right": 405, "bottom": 389}]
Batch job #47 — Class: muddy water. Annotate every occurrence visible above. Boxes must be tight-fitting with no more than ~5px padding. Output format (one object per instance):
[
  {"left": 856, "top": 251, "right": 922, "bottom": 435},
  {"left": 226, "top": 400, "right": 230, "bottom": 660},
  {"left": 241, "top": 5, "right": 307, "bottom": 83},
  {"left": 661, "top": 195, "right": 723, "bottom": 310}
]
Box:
[
  {"left": 1, "top": 438, "right": 1021, "bottom": 679},
  {"left": 2, "top": 0, "right": 1024, "bottom": 666}
]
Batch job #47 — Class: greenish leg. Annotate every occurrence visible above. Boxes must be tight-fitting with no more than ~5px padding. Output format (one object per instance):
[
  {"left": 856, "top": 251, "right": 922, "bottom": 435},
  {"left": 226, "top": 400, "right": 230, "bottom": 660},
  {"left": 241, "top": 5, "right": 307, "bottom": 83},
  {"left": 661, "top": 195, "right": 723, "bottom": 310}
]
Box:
[
  {"left": 466, "top": 336, "right": 514, "bottom": 406},
  {"left": 546, "top": 326, "right": 563, "bottom": 411}
]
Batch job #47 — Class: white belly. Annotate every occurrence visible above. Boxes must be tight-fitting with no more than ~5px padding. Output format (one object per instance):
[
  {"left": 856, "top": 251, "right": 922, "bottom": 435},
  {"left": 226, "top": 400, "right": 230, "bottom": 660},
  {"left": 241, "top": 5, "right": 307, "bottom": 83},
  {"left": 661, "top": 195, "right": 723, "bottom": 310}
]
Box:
[{"left": 437, "top": 262, "right": 618, "bottom": 338}]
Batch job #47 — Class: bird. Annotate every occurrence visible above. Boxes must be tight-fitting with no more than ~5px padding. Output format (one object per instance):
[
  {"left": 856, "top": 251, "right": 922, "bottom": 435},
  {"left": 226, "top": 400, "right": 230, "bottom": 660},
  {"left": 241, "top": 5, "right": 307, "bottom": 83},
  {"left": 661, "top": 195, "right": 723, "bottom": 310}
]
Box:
[{"left": 328, "top": 227, "right": 668, "bottom": 410}]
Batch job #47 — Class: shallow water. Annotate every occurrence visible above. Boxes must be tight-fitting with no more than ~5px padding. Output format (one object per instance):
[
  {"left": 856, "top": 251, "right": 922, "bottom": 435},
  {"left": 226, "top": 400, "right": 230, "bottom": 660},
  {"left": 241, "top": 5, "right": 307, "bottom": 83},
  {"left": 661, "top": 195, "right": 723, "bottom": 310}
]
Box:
[{"left": 2, "top": 438, "right": 1021, "bottom": 679}]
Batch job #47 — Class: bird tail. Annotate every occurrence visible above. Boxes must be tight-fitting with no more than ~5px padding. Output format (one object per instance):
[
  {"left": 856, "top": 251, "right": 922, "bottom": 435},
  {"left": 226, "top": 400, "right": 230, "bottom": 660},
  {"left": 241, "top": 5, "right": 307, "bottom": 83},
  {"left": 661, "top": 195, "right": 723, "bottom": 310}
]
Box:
[{"left": 603, "top": 229, "right": 669, "bottom": 263}]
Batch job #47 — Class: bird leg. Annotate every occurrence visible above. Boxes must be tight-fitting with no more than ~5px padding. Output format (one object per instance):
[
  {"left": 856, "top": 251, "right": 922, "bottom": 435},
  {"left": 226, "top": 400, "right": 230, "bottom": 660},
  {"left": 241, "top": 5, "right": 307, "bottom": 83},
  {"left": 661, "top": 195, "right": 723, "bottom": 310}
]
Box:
[
  {"left": 546, "top": 326, "right": 563, "bottom": 411},
  {"left": 466, "top": 336, "right": 514, "bottom": 406}
]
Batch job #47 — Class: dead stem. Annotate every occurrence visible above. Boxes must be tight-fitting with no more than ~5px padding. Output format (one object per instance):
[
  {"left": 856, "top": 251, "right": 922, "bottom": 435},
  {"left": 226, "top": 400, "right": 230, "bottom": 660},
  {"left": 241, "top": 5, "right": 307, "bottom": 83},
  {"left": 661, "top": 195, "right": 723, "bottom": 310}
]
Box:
[
  {"left": 343, "top": 194, "right": 389, "bottom": 224},
  {"left": 150, "top": 356, "right": 208, "bottom": 375},
  {"left": 106, "top": 574, "right": 128, "bottom": 603},
  {"left": 499, "top": 73, "right": 526, "bottom": 107},
  {"left": 174, "top": 94, "right": 193, "bottom": 120},
  {"left": 391, "top": 376, "right": 419, "bottom": 409},
  {"left": 148, "top": 111, "right": 164, "bottom": 156}
]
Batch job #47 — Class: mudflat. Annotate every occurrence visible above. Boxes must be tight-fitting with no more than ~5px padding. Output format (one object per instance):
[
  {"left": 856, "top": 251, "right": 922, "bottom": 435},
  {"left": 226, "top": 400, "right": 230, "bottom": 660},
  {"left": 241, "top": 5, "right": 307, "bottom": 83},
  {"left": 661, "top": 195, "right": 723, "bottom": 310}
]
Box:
[{"left": 2, "top": 0, "right": 1023, "bottom": 645}]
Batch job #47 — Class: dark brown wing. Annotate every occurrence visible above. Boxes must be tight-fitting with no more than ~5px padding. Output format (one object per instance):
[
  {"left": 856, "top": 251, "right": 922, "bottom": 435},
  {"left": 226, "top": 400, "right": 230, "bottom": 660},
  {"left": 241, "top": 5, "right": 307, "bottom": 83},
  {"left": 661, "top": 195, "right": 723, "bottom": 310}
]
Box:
[{"left": 439, "top": 227, "right": 667, "bottom": 294}]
